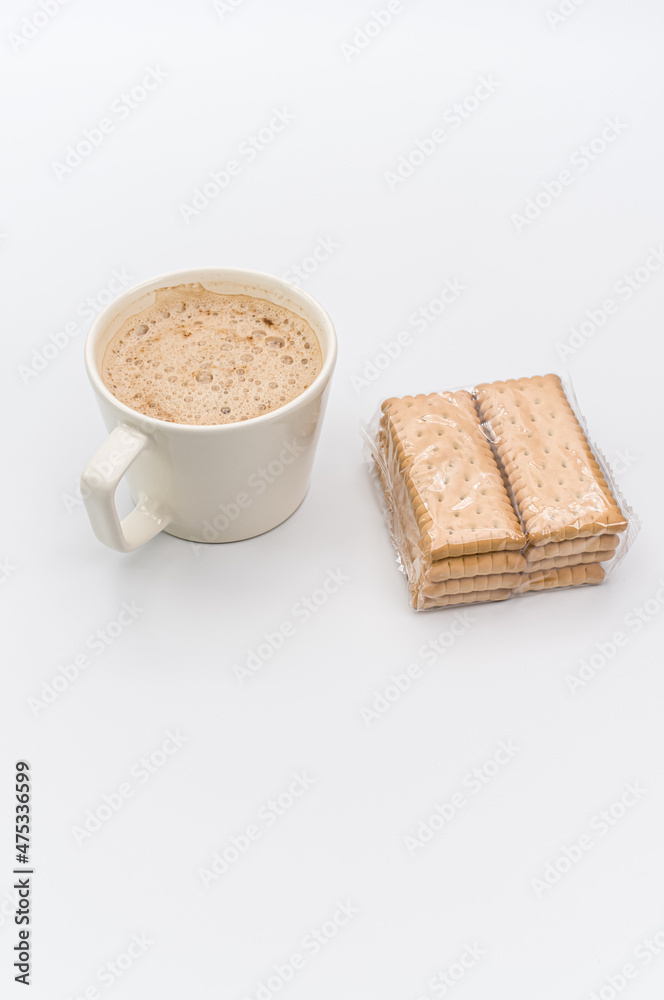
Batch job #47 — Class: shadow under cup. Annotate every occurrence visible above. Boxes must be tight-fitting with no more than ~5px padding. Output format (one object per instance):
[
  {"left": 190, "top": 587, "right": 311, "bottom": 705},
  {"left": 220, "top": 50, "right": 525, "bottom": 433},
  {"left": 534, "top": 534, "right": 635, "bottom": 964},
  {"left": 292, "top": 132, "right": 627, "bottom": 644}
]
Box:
[{"left": 83, "top": 268, "right": 337, "bottom": 548}]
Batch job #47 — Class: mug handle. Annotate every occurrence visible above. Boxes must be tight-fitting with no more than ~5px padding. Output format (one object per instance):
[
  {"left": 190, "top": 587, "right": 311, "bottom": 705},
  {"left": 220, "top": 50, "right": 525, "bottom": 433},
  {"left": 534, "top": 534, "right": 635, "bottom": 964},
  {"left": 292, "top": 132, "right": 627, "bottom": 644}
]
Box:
[{"left": 81, "top": 423, "right": 171, "bottom": 552}]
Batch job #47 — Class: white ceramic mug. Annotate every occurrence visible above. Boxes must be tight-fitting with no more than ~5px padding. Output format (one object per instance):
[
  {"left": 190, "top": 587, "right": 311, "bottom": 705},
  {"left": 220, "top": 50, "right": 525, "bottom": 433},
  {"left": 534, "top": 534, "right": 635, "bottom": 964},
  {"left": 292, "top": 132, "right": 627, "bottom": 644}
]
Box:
[{"left": 81, "top": 267, "right": 337, "bottom": 551}]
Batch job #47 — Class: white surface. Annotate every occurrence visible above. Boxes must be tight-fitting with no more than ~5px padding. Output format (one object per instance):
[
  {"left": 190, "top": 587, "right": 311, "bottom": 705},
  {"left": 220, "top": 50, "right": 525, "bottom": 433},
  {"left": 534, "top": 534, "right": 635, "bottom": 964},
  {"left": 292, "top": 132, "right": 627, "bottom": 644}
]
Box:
[{"left": 1, "top": 2, "right": 663, "bottom": 998}]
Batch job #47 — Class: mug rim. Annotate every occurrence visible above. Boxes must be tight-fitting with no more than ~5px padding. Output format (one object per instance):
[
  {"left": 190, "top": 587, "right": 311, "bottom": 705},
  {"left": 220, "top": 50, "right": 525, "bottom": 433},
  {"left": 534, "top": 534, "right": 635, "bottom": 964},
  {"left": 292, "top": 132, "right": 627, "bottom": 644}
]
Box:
[{"left": 84, "top": 266, "right": 338, "bottom": 433}]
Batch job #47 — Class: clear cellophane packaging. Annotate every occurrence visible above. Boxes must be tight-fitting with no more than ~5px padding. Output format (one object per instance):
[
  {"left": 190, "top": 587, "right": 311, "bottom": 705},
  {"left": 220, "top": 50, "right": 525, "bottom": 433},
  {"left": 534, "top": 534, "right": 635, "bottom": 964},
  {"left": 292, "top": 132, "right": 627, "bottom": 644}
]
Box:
[{"left": 366, "top": 373, "right": 639, "bottom": 611}]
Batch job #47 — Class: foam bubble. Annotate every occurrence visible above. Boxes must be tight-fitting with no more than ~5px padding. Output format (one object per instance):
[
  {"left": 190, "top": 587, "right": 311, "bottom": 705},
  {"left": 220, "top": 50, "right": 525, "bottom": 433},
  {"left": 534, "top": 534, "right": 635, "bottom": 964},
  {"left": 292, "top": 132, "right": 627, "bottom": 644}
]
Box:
[{"left": 101, "top": 283, "right": 322, "bottom": 425}]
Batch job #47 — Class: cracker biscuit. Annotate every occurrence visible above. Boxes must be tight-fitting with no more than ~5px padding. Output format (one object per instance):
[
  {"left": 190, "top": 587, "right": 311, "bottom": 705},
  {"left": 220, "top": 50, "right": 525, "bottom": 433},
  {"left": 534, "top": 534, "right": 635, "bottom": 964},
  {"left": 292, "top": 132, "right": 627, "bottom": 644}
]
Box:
[
  {"left": 379, "top": 472, "right": 526, "bottom": 597},
  {"left": 426, "top": 550, "right": 527, "bottom": 582},
  {"left": 421, "top": 572, "right": 524, "bottom": 598},
  {"left": 419, "top": 588, "right": 512, "bottom": 609},
  {"left": 517, "top": 563, "right": 605, "bottom": 592},
  {"left": 474, "top": 375, "right": 627, "bottom": 545},
  {"left": 379, "top": 423, "right": 526, "bottom": 574},
  {"left": 525, "top": 548, "right": 617, "bottom": 572},
  {"left": 375, "top": 428, "right": 424, "bottom": 571},
  {"left": 373, "top": 449, "right": 423, "bottom": 586},
  {"left": 381, "top": 392, "right": 526, "bottom": 560},
  {"left": 525, "top": 534, "right": 619, "bottom": 561},
  {"left": 396, "top": 512, "right": 528, "bottom": 581}
]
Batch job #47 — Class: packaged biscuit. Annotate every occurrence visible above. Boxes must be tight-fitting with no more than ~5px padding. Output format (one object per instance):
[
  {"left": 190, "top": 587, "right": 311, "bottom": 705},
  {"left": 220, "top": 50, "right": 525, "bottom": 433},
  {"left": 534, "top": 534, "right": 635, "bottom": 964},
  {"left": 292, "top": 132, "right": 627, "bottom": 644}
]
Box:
[{"left": 367, "top": 373, "right": 638, "bottom": 610}]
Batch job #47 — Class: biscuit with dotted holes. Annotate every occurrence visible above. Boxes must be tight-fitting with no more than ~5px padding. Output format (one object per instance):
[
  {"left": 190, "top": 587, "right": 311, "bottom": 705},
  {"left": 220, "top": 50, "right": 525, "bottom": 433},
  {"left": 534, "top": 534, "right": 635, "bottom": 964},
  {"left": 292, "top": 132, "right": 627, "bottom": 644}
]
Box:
[
  {"left": 525, "top": 533, "right": 620, "bottom": 560},
  {"left": 425, "top": 550, "right": 527, "bottom": 581},
  {"left": 516, "top": 562, "right": 605, "bottom": 592},
  {"left": 388, "top": 497, "right": 528, "bottom": 580},
  {"left": 420, "top": 571, "right": 524, "bottom": 598},
  {"left": 525, "top": 548, "right": 617, "bottom": 572},
  {"left": 381, "top": 392, "right": 526, "bottom": 561},
  {"left": 475, "top": 375, "right": 627, "bottom": 545},
  {"left": 373, "top": 446, "right": 424, "bottom": 583},
  {"left": 418, "top": 588, "right": 513, "bottom": 609},
  {"left": 374, "top": 454, "right": 526, "bottom": 596}
]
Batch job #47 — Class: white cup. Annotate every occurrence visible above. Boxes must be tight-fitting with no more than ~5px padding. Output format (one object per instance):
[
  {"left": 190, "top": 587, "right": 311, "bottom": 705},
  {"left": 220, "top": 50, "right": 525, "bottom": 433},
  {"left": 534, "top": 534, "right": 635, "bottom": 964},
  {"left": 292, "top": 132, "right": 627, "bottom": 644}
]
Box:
[{"left": 81, "top": 267, "right": 337, "bottom": 551}]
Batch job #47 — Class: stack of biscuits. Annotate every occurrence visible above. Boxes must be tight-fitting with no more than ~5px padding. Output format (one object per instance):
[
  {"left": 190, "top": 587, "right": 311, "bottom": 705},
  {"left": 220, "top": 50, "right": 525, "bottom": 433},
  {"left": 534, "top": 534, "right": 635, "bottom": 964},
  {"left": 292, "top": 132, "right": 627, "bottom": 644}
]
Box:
[{"left": 377, "top": 374, "right": 628, "bottom": 610}]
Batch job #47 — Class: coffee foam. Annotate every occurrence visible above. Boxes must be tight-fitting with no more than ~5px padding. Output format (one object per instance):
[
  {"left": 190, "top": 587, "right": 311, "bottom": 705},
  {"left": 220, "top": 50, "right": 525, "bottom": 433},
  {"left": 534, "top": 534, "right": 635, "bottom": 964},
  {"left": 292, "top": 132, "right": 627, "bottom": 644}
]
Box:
[{"left": 101, "top": 283, "right": 322, "bottom": 425}]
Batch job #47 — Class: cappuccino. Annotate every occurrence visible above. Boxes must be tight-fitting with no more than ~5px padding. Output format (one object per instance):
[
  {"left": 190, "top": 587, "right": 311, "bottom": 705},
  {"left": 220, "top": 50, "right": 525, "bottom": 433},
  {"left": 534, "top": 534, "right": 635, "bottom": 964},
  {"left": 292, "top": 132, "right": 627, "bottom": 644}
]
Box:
[{"left": 101, "top": 283, "right": 322, "bottom": 425}]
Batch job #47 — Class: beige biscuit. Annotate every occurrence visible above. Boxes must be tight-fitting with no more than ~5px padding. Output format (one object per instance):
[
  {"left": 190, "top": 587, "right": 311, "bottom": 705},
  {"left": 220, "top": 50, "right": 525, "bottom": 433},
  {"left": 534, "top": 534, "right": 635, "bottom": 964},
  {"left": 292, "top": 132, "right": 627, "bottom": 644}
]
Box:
[
  {"left": 381, "top": 392, "right": 526, "bottom": 560},
  {"left": 384, "top": 481, "right": 528, "bottom": 581},
  {"left": 525, "top": 548, "right": 617, "bottom": 572},
  {"left": 475, "top": 375, "right": 627, "bottom": 545},
  {"left": 376, "top": 428, "right": 425, "bottom": 572},
  {"left": 426, "top": 550, "right": 527, "bottom": 582},
  {"left": 374, "top": 449, "right": 427, "bottom": 590},
  {"left": 420, "top": 572, "right": 524, "bottom": 598},
  {"left": 378, "top": 466, "right": 526, "bottom": 596},
  {"left": 517, "top": 562, "right": 605, "bottom": 592},
  {"left": 419, "top": 588, "right": 512, "bottom": 609},
  {"left": 525, "top": 534, "right": 620, "bottom": 560},
  {"left": 379, "top": 442, "right": 608, "bottom": 584}
]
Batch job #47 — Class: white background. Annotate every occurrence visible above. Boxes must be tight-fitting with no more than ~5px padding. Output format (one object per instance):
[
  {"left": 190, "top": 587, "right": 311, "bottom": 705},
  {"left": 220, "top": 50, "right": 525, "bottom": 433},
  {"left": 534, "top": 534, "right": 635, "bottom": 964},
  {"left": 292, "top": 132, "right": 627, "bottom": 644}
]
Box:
[{"left": 1, "top": 1, "right": 663, "bottom": 998}]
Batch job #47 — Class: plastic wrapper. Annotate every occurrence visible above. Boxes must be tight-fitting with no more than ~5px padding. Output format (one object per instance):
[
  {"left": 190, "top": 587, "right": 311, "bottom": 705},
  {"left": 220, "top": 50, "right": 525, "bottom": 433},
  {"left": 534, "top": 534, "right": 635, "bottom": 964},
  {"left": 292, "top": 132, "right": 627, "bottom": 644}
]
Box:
[{"left": 366, "top": 373, "right": 638, "bottom": 611}]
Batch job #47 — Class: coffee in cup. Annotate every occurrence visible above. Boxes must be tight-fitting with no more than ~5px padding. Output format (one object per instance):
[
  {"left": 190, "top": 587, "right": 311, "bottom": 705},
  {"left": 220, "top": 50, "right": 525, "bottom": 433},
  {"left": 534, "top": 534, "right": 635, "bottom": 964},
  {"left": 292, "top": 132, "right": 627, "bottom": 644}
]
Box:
[
  {"left": 101, "top": 282, "right": 322, "bottom": 426},
  {"left": 81, "top": 268, "right": 337, "bottom": 551}
]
